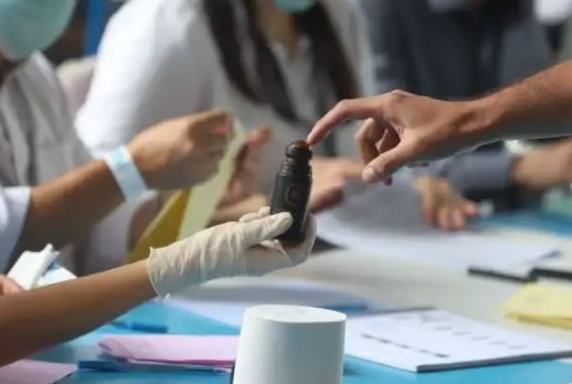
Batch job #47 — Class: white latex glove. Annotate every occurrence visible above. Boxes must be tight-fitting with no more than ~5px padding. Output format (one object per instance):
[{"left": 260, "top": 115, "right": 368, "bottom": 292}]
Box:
[{"left": 147, "top": 207, "right": 316, "bottom": 298}]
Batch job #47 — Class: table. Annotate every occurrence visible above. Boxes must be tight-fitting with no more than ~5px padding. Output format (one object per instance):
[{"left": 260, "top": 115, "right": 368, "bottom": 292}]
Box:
[{"left": 41, "top": 217, "right": 572, "bottom": 383}]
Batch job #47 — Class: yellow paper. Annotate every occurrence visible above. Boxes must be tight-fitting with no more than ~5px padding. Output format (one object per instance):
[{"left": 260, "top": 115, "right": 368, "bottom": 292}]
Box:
[
  {"left": 503, "top": 283, "right": 572, "bottom": 330},
  {"left": 126, "top": 120, "right": 246, "bottom": 264},
  {"left": 178, "top": 121, "right": 245, "bottom": 239},
  {"left": 510, "top": 315, "right": 572, "bottom": 330},
  {"left": 126, "top": 191, "right": 190, "bottom": 264}
]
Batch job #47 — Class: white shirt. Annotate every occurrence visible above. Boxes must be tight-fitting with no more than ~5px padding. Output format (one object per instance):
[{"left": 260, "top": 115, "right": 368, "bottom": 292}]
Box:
[
  {"left": 0, "top": 53, "right": 139, "bottom": 273},
  {"left": 77, "top": 0, "right": 373, "bottom": 192},
  {"left": 534, "top": 0, "right": 572, "bottom": 25}
]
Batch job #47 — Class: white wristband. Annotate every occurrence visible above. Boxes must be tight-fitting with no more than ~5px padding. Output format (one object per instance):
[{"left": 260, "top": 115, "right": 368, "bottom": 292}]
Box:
[{"left": 104, "top": 146, "right": 148, "bottom": 202}]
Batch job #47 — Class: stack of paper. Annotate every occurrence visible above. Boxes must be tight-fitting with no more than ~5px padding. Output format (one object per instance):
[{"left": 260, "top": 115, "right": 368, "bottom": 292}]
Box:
[
  {"left": 0, "top": 360, "right": 76, "bottom": 384},
  {"left": 316, "top": 181, "right": 559, "bottom": 270},
  {"left": 504, "top": 283, "right": 572, "bottom": 329},
  {"left": 99, "top": 335, "right": 238, "bottom": 371},
  {"left": 344, "top": 309, "right": 572, "bottom": 372}
]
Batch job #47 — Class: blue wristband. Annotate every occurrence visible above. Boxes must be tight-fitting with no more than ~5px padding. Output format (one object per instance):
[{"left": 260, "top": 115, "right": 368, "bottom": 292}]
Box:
[{"left": 104, "top": 146, "right": 147, "bottom": 202}]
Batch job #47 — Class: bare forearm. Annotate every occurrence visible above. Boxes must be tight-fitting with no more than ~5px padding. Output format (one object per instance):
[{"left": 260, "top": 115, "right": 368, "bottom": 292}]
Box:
[
  {"left": 0, "top": 261, "right": 155, "bottom": 365},
  {"left": 15, "top": 160, "right": 124, "bottom": 254},
  {"left": 475, "top": 60, "right": 572, "bottom": 140}
]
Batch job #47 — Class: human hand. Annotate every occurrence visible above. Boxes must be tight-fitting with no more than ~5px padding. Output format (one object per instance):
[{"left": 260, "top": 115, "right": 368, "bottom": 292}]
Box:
[
  {"left": 147, "top": 207, "right": 316, "bottom": 297},
  {"left": 414, "top": 177, "right": 479, "bottom": 231},
  {"left": 222, "top": 126, "right": 272, "bottom": 207},
  {"left": 309, "top": 157, "right": 363, "bottom": 212},
  {"left": 128, "top": 110, "right": 233, "bottom": 190},
  {"left": 0, "top": 275, "right": 24, "bottom": 296},
  {"left": 307, "top": 91, "right": 488, "bottom": 184},
  {"left": 511, "top": 138, "right": 572, "bottom": 191}
]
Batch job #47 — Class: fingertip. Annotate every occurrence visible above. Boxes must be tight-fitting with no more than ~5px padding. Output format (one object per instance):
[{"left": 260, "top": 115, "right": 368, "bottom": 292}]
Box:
[
  {"left": 465, "top": 203, "right": 479, "bottom": 216},
  {"left": 307, "top": 129, "right": 327, "bottom": 146},
  {"left": 363, "top": 167, "right": 380, "bottom": 183}
]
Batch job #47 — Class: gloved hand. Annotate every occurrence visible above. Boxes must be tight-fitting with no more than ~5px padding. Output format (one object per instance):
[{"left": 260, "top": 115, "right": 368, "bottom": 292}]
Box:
[{"left": 147, "top": 207, "right": 316, "bottom": 298}]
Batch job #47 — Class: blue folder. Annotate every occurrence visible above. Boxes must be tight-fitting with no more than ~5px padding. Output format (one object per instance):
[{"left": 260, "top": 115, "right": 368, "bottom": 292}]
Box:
[{"left": 35, "top": 302, "right": 572, "bottom": 384}]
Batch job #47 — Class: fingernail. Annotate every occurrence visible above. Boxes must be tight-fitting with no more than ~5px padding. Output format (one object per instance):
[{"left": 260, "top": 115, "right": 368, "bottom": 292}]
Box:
[{"left": 363, "top": 167, "right": 379, "bottom": 183}]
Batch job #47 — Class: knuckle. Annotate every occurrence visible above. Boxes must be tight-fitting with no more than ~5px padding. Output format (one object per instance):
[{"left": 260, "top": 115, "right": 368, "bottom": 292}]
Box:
[{"left": 335, "top": 99, "right": 352, "bottom": 116}]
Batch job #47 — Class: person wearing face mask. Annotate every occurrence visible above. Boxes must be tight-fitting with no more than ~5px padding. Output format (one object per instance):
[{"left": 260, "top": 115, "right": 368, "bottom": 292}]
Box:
[
  {"left": 353, "top": 0, "right": 572, "bottom": 229},
  {"left": 75, "top": 0, "right": 374, "bottom": 221},
  {"left": 0, "top": 0, "right": 303, "bottom": 276},
  {"left": 0, "top": 0, "right": 317, "bottom": 365}
]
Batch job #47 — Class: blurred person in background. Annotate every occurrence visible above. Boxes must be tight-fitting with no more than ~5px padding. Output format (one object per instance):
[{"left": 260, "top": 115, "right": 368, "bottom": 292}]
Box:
[
  {"left": 0, "top": 0, "right": 248, "bottom": 274},
  {"left": 357, "top": 0, "right": 572, "bottom": 228},
  {"left": 77, "top": 0, "right": 487, "bottom": 230},
  {"left": 75, "top": 0, "right": 376, "bottom": 221}
]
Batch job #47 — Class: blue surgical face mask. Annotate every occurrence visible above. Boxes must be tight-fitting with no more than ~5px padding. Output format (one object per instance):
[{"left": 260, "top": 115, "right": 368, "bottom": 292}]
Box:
[
  {"left": 0, "top": 0, "right": 77, "bottom": 60},
  {"left": 272, "top": 0, "right": 316, "bottom": 13}
]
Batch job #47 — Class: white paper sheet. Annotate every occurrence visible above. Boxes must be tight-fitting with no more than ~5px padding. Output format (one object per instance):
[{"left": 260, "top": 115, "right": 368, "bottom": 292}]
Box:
[
  {"left": 165, "top": 279, "right": 385, "bottom": 326},
  {"left": 0, "top": 360, "right": 76, "bottom": 384},
  {"left": 316, "top": 182, "right": 558, "bottom": 270},
  {"left": 345, "top": 309, "right": 572, "bottom": 372}
]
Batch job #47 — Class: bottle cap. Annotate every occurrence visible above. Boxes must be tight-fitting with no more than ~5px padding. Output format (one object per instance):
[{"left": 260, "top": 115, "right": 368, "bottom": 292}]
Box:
[{"left": 285, "top": 140, "right": 313, "bottom": 161}]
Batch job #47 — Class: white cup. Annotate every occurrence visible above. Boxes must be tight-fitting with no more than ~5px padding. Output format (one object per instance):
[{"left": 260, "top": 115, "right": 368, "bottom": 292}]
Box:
[{"left": 232, "top": 305, "right": 346, "bottom": 384}]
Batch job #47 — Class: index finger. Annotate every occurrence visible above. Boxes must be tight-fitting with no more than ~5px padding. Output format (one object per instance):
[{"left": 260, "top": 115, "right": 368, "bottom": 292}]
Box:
[{"left": 307, "top": 97, "right": 381, "bottom": 146}]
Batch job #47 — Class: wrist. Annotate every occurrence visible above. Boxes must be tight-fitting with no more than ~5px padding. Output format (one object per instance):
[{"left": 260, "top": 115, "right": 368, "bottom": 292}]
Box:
[
  {"left": 460, "top": 96, "right": 505, "bottom": 143},
  {"left": 104, "top": 146, "right": 148, "bottom": 202}
]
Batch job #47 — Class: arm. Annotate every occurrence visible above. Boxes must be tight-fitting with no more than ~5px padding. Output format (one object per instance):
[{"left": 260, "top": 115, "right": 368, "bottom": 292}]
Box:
[
  {"left": 14, "top": 160, "right": 123, "bottom": 256},
  {"left": 13, "top": 111, "right": 232, "bottom": 263},
  {"left": 0, "top": 261, "right": 154, "bottom": 366},
  {"left": 0, "top": 208, "right": 316, "bottom": 366},
  {"left": 307, "top": 59, "right": 572, "bottom": 183},
  {"left": 418, "top": 152, "right": 516, "bottom": 195},
  {"left": 479, "top": 59, "right": 572, "bottom": 139}
]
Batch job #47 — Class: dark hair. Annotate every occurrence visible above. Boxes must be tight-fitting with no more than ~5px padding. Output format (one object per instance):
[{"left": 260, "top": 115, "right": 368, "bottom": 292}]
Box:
[{"left": 204, "top": 0, "right": 359, "bottom": 122}]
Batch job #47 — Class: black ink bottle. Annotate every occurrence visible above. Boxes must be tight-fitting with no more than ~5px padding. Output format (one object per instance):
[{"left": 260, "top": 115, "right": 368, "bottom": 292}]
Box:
[{"left": 270, "top": 140, "right": 313, "bottom": 242}]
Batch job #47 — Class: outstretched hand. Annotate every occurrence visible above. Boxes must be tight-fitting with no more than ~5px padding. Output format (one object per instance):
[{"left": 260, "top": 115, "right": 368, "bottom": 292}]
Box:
[{"left": 307, "top": 91, "right": 486, "bottom": 184}]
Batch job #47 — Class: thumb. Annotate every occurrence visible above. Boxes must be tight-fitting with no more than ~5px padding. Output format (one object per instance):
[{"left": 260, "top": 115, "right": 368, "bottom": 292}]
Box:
[
  {"left": 239, "top": 212, "right": 293, "bottom": 247},
  {"left": 362, "top": 144, "right": 415, "bottom": 183}
]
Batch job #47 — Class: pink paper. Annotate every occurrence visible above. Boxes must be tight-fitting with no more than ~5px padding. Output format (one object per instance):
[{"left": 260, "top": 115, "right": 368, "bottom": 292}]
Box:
[
  {"left": 0, "top": 360, "right": 76, "bottom": 384},
  {"left": 99, "top": 335, "right": 239, "bottom": 365}
]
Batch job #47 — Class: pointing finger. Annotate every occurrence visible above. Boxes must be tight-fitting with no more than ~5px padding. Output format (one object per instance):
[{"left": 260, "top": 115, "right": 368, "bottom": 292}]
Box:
[{"left": 307, "top": 97, "right": 382, "bottom": 146}]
